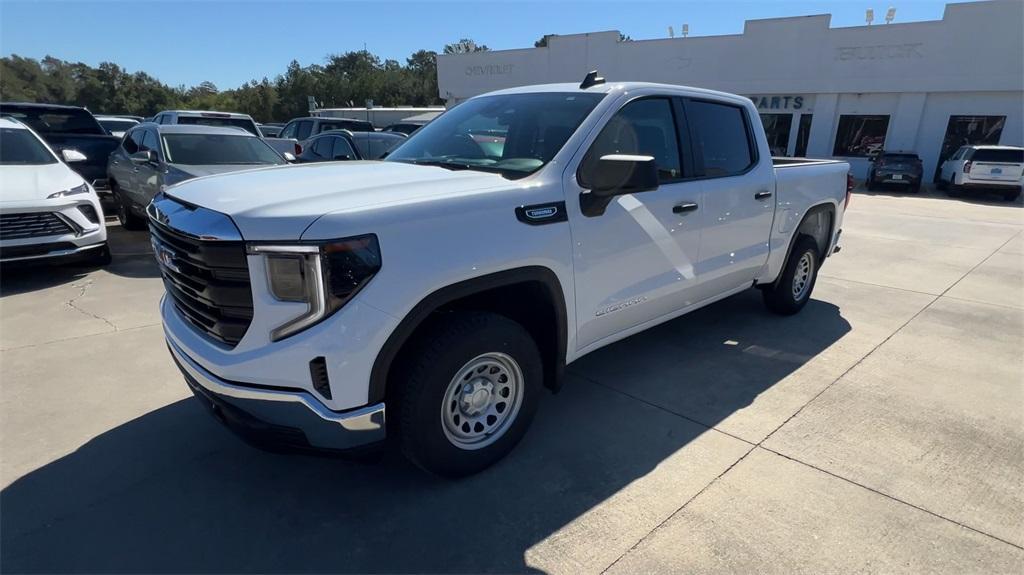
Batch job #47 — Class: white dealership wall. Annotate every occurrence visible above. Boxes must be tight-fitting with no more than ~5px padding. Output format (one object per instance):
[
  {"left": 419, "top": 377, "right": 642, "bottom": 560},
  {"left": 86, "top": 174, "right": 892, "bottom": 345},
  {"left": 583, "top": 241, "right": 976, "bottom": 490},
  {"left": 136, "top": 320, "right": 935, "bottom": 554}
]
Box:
[{"left": 436, "top": 0, "right": 1023, "bottom": 179}]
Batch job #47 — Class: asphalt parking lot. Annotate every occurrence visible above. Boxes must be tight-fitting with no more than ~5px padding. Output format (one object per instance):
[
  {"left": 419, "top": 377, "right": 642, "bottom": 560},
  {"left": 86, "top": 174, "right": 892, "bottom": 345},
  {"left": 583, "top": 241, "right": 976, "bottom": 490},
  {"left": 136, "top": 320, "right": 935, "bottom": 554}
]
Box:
[{"left": 1, "top": 186, "right": 1021, "bottom": 573}]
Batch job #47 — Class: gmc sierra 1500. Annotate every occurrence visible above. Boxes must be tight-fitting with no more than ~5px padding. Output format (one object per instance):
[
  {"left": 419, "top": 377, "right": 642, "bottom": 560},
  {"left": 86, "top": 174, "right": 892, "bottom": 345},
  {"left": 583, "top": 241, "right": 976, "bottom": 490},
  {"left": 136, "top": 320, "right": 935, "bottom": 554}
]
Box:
[{"left": 153, "top": 76, "right": 850, "bottom": 476}]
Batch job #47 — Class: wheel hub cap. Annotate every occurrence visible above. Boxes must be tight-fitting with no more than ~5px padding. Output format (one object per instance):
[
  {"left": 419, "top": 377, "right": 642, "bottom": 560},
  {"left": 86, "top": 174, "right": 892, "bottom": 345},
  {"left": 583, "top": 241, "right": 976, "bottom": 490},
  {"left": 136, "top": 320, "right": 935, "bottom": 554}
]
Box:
[{"left": 441, "top": 352, "right": 524, "bottom": 450}]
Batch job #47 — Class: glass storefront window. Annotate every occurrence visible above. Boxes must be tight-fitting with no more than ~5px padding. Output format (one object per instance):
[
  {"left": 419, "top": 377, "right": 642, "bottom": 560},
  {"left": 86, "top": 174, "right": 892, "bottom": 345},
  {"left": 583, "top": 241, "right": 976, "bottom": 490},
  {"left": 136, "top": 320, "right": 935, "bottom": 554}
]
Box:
[
  {"left": 760, "top": 114, "right": 792, "bottom": 156},
  {"left": 833, "top": 115, "right": 890, "bottom": 157},
  {"left": 794, "top": 114, "right": 813, "bottom": 157},
  {"left": 935, "top": 115, "right": 1006, "bottom": 180}
]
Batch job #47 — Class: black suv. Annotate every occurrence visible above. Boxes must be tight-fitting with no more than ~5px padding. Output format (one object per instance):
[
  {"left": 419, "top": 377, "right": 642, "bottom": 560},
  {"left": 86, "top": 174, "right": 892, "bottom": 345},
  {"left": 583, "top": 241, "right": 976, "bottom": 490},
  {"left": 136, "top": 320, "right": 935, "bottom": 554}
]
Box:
[
  {"left": 295, "top": 130, "right": 407, "bottom": 163},
  {"left": 867, "top": 151, "right": 924, "bottom": 192}
]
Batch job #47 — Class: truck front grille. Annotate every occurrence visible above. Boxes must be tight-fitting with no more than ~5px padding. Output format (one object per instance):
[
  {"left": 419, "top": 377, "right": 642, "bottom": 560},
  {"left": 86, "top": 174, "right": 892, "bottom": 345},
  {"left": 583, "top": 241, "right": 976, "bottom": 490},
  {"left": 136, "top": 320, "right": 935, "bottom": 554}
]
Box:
[
  {"left": 0, "top": 212, "right": 75, "bottom": 240},
  {"left": 149, "top": 211, "right": 253, "bottom": 347}
]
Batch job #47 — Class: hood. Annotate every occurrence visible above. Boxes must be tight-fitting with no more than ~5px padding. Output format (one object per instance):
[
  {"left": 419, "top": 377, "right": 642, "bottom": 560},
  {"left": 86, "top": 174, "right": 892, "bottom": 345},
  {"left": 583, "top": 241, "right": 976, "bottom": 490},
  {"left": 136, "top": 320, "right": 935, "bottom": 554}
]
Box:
[
  {"left": 171, "top": 163, "right": 283, "bottom": 180},
  {"left": 166, "top": 161, "right": 509, "bottom": 239},
  {"left": 0, "top": 162, "right": 87, "bottom": 202}
]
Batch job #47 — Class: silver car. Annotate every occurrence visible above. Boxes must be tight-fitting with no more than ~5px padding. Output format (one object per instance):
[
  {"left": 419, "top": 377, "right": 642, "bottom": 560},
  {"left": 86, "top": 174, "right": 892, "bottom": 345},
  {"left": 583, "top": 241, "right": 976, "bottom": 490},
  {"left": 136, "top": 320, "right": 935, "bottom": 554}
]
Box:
[{"left": 106, "top": 124, "right": 287, "bottom": 230}]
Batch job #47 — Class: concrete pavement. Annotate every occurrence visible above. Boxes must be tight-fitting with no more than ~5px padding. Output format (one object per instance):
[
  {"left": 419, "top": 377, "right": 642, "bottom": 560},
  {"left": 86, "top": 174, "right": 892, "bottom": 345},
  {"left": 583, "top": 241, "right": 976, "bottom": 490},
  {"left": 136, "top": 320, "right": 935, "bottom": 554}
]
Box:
[{"left": 1, "top": 187, "right": 1021, "bottom": 573}]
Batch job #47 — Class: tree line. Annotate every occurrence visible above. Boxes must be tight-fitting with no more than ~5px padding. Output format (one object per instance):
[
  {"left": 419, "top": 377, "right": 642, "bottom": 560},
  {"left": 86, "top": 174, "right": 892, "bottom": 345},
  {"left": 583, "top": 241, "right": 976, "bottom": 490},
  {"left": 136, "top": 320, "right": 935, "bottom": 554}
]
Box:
[{"left": 0, "top": 39, "right": 491, "bottom": 123}]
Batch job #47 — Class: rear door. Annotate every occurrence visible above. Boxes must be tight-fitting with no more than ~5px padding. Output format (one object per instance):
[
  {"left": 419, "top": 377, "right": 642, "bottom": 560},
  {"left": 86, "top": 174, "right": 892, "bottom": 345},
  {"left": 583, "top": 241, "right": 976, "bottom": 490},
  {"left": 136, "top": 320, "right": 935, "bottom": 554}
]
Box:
[
  {"left": 684, "top": 98, "right": 775, "bottom": 298},
  {"left": 567, "top": 95, "right": 705, "bottom": 351},
  {"left": 968, "top": 148, "right": 1024, "bottom": 183}
]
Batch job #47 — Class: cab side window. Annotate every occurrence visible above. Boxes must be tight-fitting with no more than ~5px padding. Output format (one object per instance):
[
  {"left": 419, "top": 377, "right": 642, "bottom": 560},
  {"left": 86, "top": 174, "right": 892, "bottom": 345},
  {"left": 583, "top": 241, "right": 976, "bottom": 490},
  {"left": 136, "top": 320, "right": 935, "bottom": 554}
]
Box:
[
  {"left": 279, "top": 121, "right": 298, "bottom": 139},
  {"left": 580, "top": 98, "right": 683, "bottom": 186},
  {"left": 295, "top": 120, "right": 314, "bottom": 141},
  {"left": 686, "top": 100, "right": 755, "bottom": 177}
]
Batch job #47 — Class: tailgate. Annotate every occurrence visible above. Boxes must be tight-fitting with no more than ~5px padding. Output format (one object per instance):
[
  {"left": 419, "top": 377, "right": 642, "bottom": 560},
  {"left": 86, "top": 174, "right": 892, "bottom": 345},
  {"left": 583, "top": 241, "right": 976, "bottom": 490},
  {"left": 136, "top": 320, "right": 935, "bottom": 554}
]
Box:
[{"left": 970, "top": 162, "right": 1023, "bottom": 182}]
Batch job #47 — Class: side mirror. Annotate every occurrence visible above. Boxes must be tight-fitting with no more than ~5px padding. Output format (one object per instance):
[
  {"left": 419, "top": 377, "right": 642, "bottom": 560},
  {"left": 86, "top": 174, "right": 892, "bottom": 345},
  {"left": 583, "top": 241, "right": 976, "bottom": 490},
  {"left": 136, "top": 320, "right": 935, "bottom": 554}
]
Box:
[
  {"left": 282, "top": 152, "right": 297, "bottom": 162},
  {"left": 61, "top": 149, "right": 87, "bottom": 163},
  {"left": 130, "top": 150, "right": 154, "bottom": 165},
  {"left": 580, "top": 155, "right": 660, "bottom": 217}
]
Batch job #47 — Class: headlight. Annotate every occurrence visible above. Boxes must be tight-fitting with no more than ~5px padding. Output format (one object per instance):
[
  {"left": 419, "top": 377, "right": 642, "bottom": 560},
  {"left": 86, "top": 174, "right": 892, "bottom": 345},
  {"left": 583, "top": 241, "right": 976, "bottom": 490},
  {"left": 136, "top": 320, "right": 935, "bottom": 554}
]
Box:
[
  {"left": 249, "top": 235, "right": 381, "bottom": 341},
  {"left": 47, "top": 183, "right": 90, "bottom": 199}
]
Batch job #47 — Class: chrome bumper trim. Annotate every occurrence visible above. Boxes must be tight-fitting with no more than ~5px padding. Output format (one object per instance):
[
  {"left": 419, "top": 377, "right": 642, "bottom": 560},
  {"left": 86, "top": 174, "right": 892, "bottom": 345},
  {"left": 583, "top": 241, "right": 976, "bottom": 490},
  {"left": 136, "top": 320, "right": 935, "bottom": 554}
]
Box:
[{"left": 0, "top": 242, "right": 104, "bottom": 263}]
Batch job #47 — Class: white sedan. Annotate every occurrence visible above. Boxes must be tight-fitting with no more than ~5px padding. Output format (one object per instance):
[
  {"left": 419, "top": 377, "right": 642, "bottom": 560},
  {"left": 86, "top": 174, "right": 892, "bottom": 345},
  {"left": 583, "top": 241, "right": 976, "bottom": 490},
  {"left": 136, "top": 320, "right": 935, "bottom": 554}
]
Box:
[{"left": 0, "top": 117, "right": 110, "bottom": 265}]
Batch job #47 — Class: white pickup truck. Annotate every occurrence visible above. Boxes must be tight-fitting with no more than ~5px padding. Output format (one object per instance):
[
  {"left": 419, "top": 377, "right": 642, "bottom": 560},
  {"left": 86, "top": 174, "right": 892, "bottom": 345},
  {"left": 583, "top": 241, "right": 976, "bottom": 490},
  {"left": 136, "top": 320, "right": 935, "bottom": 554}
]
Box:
[{"left": 152, "top": 76, "right": 850, "bottom": 476}]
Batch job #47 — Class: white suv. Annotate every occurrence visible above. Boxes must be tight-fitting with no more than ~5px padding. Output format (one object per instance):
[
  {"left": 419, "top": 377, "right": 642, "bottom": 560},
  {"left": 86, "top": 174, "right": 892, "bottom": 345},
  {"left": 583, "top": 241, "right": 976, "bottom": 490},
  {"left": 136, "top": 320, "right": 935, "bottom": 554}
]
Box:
[
  {"left": 0, "top": 117, "right": 109, "bottom": 265},
  {"left": 938, "top": 145, "right": 1023, "bottom": 201}
]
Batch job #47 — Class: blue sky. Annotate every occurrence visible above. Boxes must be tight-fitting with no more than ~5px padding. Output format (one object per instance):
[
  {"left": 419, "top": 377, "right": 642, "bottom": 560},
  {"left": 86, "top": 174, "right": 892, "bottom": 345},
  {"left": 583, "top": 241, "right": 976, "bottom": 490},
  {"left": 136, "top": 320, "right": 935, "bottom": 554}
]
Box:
[{"left": 2, "top": 0, "right": 967, "bottom": 89}]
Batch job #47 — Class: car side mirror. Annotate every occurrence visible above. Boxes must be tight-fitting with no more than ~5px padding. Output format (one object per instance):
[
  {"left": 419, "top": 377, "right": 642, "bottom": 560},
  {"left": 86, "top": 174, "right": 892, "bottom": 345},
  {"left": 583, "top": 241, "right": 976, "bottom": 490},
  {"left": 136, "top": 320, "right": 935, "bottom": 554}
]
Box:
[
  {"left": 580, "top": 155, "right": 660, "bottom": 217},
  {"left": 130, "top": 150, "right": 154, "bottom": 165},
  {"left": 282, "top": 152, "right": 297, "bottom": 162},
  {"left": 61, "top": 149, "right": 87, "bottom": 163}
]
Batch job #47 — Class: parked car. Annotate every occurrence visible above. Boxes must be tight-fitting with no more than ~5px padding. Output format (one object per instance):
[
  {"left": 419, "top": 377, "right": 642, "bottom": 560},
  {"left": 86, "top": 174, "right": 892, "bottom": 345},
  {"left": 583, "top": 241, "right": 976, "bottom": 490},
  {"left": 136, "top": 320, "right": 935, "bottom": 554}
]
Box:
[
  {"left": 153, "top": 78, "right": 850, "bottom": 477},
  {"left": 95, "top": 115, "right": 140, "bottom": 138},
  {"left": 264, "top": 117, "right": 378, "bottom": 158},
  {"left": 150, "top": 110, "right": 261, "bottom": 135},
  {"left": 866, "top": 150, "right": 923, "bottom": 192},
  {"left": 938, "top": 145, "right": 1023, "bottom": 201},
  {"left": 107, "top": 124, "right": 287, "bottom": 230},
  {"left": 115, "top": 115, "right": 145, "bottom": 123},
  {"left": 0, "top": 117, "right": 109, "bottom": 265},
  {"left": 257, "top": 123, "right": 282, "bottom": 138},
  {"left": 0, "top": 102, "right": 120, "bottom": 199},
  {"left": 296, "top": 130, "right": 407, "bottom": 163},
  {"left": 382, "top": 122, "right": 426, "bottom": 136}
]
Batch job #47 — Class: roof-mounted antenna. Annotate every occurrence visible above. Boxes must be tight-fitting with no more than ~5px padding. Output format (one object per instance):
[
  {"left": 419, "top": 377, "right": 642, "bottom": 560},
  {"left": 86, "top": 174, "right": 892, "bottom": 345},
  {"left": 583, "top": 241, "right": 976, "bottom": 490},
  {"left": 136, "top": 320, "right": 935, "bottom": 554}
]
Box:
[{"left": 580, "top": 70, "right": 605, "bottom": 90}]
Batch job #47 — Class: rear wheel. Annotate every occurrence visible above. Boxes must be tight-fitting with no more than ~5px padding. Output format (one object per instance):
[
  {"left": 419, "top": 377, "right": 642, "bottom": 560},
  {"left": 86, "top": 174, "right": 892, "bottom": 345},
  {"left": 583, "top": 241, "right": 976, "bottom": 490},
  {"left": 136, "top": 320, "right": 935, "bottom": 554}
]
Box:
[
  {"left": 395, "top": 312, "right": 542, "bottom": 477},
  {"left": 1003, "top": 189, "right": 1021, "bottom": 202},
  {"left": 762, "top": 236, "right": 820, "bottom": 316},
  {"left": 866, "top": 173, "right": 877, "bottom": 191},
  {"left": 112, "top": 183, "right": 146, "bottom": 230},
  {"left": 947, "top": 183, "right": 963, "bottom": 197}
]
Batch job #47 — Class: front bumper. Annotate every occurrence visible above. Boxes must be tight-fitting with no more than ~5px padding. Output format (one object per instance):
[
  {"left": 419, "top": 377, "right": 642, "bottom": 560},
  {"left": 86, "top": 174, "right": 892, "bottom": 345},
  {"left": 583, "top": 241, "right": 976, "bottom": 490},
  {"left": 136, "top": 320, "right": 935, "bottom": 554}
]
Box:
[
  {"left": 0, "top": 197, "right": 108, "bottom": 263},
  {"left": 167, "top": 336, "right": 386, "bottom": 451}
]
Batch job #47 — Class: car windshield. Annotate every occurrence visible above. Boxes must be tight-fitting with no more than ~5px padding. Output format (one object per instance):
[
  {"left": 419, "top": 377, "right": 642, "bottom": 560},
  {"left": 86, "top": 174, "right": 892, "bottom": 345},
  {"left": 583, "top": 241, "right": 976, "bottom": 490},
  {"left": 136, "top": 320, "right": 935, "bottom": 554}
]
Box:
[
  {"left": 881, "top": 153, "right": 919, "bottom": 162},
  {"left": 162, "top": 134, "right": 287, "bottom": 166},
  {"left": 972, "top": 149, "right": 1023, "bottom": 163},
  {"left": 386, "top": 92, "right": 604, "bottom": 179},
  {"left": 99, "top": 119, "right": 138, "bottom": 133},
  {"left": 0, "top": 127, "right": 58, "bottom": 165},
  {"left": 0, "top": 107, "right": 105, "bottom": 135},
  {"left": 177, "top": 116, "right": 260, "bottom": 135}
]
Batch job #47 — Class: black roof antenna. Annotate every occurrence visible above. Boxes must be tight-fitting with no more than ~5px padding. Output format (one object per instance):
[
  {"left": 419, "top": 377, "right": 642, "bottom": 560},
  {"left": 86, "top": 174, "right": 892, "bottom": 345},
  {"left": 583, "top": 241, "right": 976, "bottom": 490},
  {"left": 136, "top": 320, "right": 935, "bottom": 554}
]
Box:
[{"left": 579, "top": 70, "right": 605, "bottom": 89}]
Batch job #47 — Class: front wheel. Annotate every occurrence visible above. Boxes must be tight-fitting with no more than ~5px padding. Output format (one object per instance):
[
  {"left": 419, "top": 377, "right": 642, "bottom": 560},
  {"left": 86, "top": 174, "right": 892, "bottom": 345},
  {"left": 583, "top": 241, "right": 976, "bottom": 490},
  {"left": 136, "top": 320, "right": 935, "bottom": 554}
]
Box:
[
  {"left": 112, "top": 183, "right": 146, "bottom": 230},
  {"left": 395, "top": 312, "right": 542, "bottom": 477},
  {"left": 762, "top": 236, "right": 820, "bottom": 316}
]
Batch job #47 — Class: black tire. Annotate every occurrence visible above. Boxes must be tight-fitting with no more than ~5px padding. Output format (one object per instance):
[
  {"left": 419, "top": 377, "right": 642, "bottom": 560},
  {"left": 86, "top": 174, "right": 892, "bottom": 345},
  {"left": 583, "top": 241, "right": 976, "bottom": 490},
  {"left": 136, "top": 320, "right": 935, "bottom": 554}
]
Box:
[
  {"left": 112, "top": 183, "right": 146, "bottom": 230},
  {"left": 911, "top": 181, "right": 922, "bottom": 193},
  {"left": 866, "top": 173, "right": 877, "bottom": 191},
  {"left": 1003, "top": 189, "right": 1021, "bottom": 202},
  {"left": 85, "top": 243, "right": 112, "bottom": 266},
  {"left": 762, "top": 236, "right": 820, "bottom": 316},
  {"left": 395, "top": 311, "right": 542, "bottom": 478}
]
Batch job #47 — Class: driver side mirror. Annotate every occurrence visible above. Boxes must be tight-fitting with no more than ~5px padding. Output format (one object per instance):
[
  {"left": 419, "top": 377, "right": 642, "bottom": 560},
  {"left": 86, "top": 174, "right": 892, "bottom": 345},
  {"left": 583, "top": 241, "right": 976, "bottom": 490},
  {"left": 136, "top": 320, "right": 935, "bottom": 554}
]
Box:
[
  {"left": 580, "top": 155, "right": 660, "bottom": 217},
  {"left": 130, "top": 150, "right": 155, "bottom": 165},
  {"left": 61, "top": 149, "right": 87, "bottom": 163}
]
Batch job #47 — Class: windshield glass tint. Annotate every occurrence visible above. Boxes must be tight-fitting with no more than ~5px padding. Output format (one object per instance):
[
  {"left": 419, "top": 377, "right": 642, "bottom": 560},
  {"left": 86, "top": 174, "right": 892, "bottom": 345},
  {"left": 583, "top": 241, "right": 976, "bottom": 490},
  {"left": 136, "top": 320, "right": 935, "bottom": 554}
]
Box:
[
  {"left": 1, "top": 108, "right": 104, "bottom": 135},
  {"left": 162, "top": 134, "right": 287, "bottom": 165},
  {"left": 881, "top": 154, "right": 919, "bottom": 162},
  {"left": 386, "top": 92, "right": 604, "bottom": 178},
  {"left": 99, "top": 119, "right": 138, "bottom": 132},
  {"left": 972, "top": 149, "right": 1023, "bottom": 163},
  {"left": 0, "top": 128, "right": 58, "bottom": 165},
  {"left": 177, "top": 116, "right": 260, "bottom": 135}
]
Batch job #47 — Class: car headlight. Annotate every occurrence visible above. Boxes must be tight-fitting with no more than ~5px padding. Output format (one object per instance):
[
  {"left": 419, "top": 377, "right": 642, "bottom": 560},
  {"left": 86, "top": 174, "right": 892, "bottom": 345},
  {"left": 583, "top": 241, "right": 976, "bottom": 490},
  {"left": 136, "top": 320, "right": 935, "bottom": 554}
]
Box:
[
  {"left": 47, "top": 183, "right": 90, "bottom": 199},
  {"left": 249, "top": 235, "right": 382, "bottom": 341}
]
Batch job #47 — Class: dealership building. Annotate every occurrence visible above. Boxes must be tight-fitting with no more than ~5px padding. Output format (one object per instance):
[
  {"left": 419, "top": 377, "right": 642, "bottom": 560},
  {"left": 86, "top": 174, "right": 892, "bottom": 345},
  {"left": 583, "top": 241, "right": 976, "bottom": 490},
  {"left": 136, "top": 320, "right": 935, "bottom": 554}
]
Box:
[{"left": 436, "top": 0, "right": 1023, "bottom": 180}]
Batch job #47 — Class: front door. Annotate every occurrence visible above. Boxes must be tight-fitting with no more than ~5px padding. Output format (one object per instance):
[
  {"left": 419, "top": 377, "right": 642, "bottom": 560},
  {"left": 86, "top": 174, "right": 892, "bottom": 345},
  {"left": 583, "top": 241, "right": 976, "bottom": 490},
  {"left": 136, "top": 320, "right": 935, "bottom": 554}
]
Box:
[
  {"left": 134, "top": 128, "right": 164, "bottom": 210},
  {"left": 684, "top": 98, "right": 775, "bottom": 297},
  {"left": 566, "top": 95, "right": 705, "bottom": 352}
]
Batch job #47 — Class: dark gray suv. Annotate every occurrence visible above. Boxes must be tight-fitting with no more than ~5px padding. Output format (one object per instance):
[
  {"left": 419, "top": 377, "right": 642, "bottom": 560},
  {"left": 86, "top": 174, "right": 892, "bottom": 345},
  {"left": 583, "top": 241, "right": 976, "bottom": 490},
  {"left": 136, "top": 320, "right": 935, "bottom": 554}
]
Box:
[{"left": 107, "top": 124, "right": 287, "bottom": 229}]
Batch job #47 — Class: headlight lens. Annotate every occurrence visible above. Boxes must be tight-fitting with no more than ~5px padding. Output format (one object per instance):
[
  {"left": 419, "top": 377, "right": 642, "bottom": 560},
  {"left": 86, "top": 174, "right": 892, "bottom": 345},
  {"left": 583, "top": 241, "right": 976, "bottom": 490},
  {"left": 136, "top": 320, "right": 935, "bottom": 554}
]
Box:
[
  {"left": 47, "top": 183, "right": 90, "bottom": 199},
  {"left": 252, "top": 235, "right": 381, "bottom": 341}
]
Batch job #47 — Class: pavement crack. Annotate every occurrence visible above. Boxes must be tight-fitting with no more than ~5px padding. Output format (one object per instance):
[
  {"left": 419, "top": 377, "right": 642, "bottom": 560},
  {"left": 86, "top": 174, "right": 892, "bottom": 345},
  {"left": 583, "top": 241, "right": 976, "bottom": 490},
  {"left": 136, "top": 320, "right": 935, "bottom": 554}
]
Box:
[{"left": 65, "top": 279, "right": 118, "bottom": 332}]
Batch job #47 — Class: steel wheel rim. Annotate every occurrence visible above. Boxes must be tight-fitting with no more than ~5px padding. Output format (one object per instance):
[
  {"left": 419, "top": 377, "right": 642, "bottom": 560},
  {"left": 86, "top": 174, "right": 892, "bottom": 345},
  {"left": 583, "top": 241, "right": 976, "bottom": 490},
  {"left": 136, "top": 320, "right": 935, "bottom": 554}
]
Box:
[
  {"left": 441, "top": 352, "right": 524, "bottom": 450},
  {"left": 792, "top": 252, "right": 814, "bottom": 300}
]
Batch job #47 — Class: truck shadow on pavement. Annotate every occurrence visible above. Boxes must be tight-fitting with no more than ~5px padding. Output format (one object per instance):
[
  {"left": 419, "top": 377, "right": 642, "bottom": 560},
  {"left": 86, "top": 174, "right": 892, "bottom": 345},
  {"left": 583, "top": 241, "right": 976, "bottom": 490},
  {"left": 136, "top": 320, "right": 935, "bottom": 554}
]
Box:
[{"left": 1, "top": 289, "right": 850, "bottom": 573}]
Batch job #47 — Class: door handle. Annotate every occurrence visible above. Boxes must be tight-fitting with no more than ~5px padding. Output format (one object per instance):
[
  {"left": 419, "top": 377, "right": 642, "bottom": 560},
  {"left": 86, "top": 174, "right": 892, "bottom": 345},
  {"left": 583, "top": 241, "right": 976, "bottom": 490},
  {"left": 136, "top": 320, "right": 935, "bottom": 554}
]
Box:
[
  {"left": 673, "top": 202, "right": 699, "bottom": 214},
  {"left": 755, "top": 190, "right": 773, "bottom": 200}
]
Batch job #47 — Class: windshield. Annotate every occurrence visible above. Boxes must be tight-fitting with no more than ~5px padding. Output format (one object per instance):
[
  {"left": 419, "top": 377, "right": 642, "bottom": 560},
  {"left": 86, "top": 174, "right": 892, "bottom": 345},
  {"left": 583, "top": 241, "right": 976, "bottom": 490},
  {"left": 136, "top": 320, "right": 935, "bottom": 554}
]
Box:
[
  {"left": 880, "top": 153, "right": 919, "bottom": 162},
  {"left": 99, "top": 119, "right": 138, "bottom": 133},
  {"left": 162, "top": 134, "right": 287, "bottom": 166},
  {"left": 0, "top": 128, "right": 58, "bottom": 165},
  {"left": 0, "top": 107, "right": 105, "bottom": 135},
  {"left": 177, "top": 116, "right": 260, "bottom": 135},
  {"left": 386, "top": 92, "right": 604, "bottom": 178}
]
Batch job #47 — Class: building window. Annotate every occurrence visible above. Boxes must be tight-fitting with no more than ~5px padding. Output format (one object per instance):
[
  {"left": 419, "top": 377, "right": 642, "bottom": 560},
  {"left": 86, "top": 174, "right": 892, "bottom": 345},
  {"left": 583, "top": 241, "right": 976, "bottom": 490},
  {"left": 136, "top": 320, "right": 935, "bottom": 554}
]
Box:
[
  {"left": 760, "top": 114, "right": 792, "bottom": 156},
  {"left": 937, "top": 115, "right": 1006, "bottom": 170},
  {"left": 833, "top": 115, "right": 889, "bottom": 157},
  {"left": 794, "top": 114, "right": 813, "bottom": 157}
]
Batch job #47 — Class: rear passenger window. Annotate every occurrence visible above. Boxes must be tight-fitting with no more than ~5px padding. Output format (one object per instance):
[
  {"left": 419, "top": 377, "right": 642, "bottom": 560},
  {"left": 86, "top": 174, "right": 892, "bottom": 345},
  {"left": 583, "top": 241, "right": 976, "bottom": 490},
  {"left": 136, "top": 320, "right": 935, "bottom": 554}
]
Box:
[
  {"left": 332, "top": 137, "right": 356, "bottom": 160},
  {"left": 580, "top": 98, "right": 682, "bottom": 185},
  {"left": 687, "top": 100, "right": 755, "bottom": 177}
]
